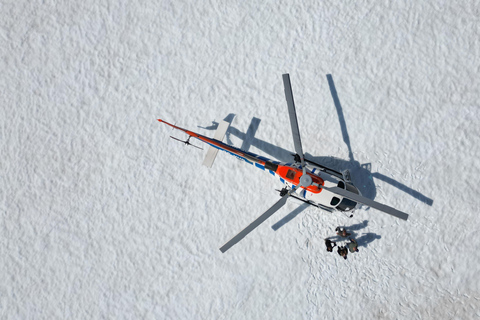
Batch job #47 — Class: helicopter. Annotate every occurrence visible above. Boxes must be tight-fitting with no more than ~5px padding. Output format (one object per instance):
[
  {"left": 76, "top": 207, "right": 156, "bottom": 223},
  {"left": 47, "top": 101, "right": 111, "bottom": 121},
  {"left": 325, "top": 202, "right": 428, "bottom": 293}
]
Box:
[{"left": 157, "top": 74, "right": 409, "bottom": 253}]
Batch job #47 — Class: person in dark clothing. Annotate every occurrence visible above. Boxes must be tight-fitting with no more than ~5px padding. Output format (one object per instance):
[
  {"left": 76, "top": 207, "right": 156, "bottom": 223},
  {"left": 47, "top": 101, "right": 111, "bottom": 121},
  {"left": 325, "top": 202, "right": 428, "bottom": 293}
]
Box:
[
  {"left": 337, "top": 246, "right": 348, "bottom": 259},
  {"left": 335, "top": 227, "right": 351, "bottom": 238},
  {"left": 347, "top": 238, "right": 359, "bottom": 253},
  {"left": 325, "top": 239, "right": 337, "bottom": 252}
]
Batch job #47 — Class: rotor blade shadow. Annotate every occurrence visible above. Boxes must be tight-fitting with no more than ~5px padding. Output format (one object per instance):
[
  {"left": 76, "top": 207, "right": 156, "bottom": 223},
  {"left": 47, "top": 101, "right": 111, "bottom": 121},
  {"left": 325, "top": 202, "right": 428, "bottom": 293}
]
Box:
[
  {"left": 371, "top": 172, "right": 434, "bottom": 206},
  {"left": 198, "top": 114, "right": 237, "bottom": 145},
  {"left": 271, "top": 203, "right": 310, "bottom": 231},
  {"left": 240, "top": 117, "right": 261, "bottom": 152},
  {"left": 220, "top": 193, "right": 289, "bottom": 253},
  {"left": 200, "top": 115, "right": 300, "bottom": 162},
  {"left": 197, "top": 113, "right": 235, "bottom": 131},
  {"left": 228, "top": 126, "right": 294, "bottom": 161},
  {"left": 327, "top": 74, "right": 354, "bottom": 163}
]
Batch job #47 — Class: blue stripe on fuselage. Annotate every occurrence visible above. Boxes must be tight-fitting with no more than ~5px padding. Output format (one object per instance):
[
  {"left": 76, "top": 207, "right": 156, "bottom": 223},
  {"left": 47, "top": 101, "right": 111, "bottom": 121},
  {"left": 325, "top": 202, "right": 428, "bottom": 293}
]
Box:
[{"left": 205, "top": 141, "right": 272, "bottom": 170}]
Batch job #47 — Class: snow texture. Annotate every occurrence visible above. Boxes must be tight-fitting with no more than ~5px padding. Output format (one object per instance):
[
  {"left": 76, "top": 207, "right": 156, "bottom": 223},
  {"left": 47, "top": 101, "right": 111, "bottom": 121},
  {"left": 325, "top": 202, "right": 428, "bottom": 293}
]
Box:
[{"left": 1, "top": 1, "right": 480, "bottom": 319}]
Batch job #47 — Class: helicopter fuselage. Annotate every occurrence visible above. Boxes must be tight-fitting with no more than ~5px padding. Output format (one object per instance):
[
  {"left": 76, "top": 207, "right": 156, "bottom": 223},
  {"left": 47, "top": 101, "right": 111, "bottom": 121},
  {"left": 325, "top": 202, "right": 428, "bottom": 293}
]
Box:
[{"left": 158, "top": 119, "right": 359, "bottom": 213}]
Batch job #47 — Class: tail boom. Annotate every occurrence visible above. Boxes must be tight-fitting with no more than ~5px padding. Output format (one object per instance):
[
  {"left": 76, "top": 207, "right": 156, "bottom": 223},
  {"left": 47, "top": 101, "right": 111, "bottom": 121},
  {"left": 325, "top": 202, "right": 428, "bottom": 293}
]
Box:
[
  {"left": 158, "top": 119, "right": 267, "bottom": 166},
  {"left": 157, "top": 119, "right": 323, "bottom": 193}
]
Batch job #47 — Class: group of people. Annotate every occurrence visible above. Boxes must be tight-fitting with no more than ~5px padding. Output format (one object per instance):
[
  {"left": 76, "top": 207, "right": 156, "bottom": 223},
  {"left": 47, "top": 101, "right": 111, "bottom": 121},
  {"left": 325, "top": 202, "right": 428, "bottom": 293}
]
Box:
[{"left": 324, "top": 227, "right": 359, "bottom": 260}]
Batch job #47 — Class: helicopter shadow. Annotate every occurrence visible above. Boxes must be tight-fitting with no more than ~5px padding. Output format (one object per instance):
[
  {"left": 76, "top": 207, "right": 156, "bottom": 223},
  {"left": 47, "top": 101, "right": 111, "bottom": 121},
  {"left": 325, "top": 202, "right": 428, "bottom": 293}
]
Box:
[{"left": 199, "top": 74, "right": 433, "bottom": 228}]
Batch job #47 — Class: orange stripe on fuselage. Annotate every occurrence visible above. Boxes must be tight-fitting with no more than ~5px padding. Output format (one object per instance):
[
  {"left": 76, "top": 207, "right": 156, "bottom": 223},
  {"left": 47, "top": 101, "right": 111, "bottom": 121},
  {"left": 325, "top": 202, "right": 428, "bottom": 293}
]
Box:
[
  {"left": 158, "top": 119, "right": 322, "bottom": 192},
  {"left": 157, "top": 119, "right": 266, "bottom": 166},
  {"left": 276, "top": 165, "right": 324, "bottom": 193}
]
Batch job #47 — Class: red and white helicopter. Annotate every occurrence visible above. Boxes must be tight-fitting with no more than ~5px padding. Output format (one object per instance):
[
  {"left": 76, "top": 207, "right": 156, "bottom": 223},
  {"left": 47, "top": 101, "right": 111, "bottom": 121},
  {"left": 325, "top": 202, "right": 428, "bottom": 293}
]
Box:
[{"left": 158, "top": 74, "right": 409, "bottom": 253}]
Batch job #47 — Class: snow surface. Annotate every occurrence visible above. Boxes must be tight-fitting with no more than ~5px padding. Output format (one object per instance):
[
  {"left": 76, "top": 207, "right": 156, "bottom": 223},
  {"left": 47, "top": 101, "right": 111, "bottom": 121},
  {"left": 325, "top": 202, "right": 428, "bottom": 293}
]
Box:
[{"left": 1, "top": 1, "right": 480, "bottom": 319}]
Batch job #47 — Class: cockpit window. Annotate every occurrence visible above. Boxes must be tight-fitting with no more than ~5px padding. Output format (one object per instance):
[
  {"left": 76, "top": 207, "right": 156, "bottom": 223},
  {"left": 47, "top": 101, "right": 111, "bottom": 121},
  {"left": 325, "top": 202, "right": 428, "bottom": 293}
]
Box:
[
  {"left": 345, "top": 182, "right": 359, "bottom": 194},
  {"left": 286, "top": 169, "right": 296, "bottom": 180},
  {"left": 337, "top": 181, "right": 345, "bottom": 189},
  {"left": 330, "top": 197, "right": 340, "bottom": 206},
  {"left": 336, "top": 197, "right": 357, "bottom": 211},
  {"left": 336, "top": 182, "right": 360, "bottom": 211}
]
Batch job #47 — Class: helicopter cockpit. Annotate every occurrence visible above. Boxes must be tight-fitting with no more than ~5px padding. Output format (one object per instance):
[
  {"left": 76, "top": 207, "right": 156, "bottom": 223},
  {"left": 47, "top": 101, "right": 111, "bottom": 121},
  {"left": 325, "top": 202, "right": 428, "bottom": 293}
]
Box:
[{"left": 332, "top": 181, "right": 359, "bottom": 212}]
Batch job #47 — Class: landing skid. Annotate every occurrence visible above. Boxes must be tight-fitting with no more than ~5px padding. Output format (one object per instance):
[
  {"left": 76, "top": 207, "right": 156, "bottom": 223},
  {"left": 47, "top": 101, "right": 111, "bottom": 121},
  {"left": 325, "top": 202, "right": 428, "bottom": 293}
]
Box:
[{"left": 276, "top": 189, "right": 334, "bottom": 212}]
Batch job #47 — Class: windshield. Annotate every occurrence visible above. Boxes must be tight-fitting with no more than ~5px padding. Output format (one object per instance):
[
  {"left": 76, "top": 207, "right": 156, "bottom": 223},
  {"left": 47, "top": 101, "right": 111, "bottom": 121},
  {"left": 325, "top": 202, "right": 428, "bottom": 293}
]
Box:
[
  {"left": 336, "top": 182, "right": 359, "bottom": 212},
  {"left": 336, "top": 197, "right": 357, "bottom": 212}
]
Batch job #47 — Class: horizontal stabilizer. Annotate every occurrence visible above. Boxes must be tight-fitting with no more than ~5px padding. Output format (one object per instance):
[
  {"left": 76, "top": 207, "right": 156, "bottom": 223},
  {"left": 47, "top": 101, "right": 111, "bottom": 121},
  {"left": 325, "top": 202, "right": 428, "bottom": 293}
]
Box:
[{"left": 203, "top": 120, "right": 230, "bottom": 168}]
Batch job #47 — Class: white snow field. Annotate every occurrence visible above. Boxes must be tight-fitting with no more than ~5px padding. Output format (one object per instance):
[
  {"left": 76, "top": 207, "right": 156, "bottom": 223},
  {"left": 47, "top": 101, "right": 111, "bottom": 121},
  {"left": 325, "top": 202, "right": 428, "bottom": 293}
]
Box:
[{"left": 1, "top": 1, "right": 480, "bottom": 319}]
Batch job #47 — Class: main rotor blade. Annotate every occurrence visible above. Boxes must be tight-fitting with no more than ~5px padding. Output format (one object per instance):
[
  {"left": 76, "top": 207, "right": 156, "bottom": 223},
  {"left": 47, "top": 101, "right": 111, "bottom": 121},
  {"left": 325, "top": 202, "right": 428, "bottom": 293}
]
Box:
[
  {"left": 320, "top": 185, "right": 409, "bottom": 220},
  {"left": 282, "top": 74, "right": 305, "bottom": 167},
  {"left": 220, "top": 187, "right": 299, "bottom": 253}
]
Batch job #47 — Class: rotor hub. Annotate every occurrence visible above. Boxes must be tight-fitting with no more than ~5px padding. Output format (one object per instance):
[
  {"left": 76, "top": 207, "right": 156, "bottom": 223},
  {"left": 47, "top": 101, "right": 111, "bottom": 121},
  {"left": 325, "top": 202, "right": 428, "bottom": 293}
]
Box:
[{"left": 299, "top": 174, "right": 312, "bottom": 187}]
